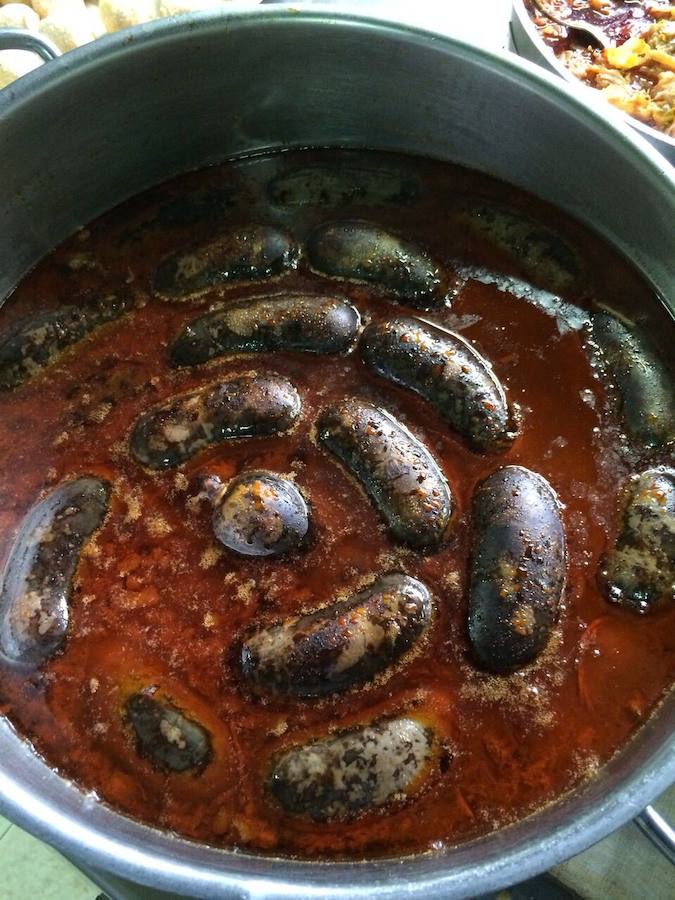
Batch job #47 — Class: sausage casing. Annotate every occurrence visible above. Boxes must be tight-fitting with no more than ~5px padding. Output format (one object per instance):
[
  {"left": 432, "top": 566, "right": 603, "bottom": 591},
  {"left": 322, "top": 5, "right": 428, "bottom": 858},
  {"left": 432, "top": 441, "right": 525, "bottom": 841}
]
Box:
[
  {"left": 316, "top": 398, "right": 453, "bottom": 549},
  {"left": 130, "top": 372, "right": 301, "bottom": 469},
  {"left": 591, "top": 313, "right": 675, "bottom": 450},
  {"left": 153, "top": 225, "right": 296, "bottom": 301},
  {"left": 126, "top": 692, "right": 212, "bottom": 773},
  {"left": 468, "top": 466, "right": 566, "bottom": 673},
  {"left": 171, "top": 293, "right": 361, "bottom": 366},
  {"left": 268, "top": 166, "right": 419, "bottom": 208},
  {"left": 361, "top": 316, "right": 514, "bottom": 452},
  {"left": 0, "top": 294, "right": 132, "bottom": 390},
  {"left": 452, "top": 200, "right": 582, "bottom": 293},
  {"left": 307, "top": 220, "right": 452, "bottom": 309},
  {"left": 208, "top": 470, "right": 309, "bottom": 557},
  {"left": 240, "top": 573, "right": 432, "bottom": 696},
  {"left": 0, "top": 477, "right": 109, "bottom": 667},
  {"left": 270, "top": 717, "right": 435, "bottom": 821},
  {"left": 600, "top": 467, "right": 675, "bottom": 612}
]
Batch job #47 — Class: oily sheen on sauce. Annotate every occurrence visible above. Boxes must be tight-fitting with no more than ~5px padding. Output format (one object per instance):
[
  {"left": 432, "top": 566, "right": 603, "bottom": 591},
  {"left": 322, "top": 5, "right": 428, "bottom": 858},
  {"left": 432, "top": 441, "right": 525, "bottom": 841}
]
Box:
[{"left": 0, "top": 150, "right": 673, "bottom": 859}]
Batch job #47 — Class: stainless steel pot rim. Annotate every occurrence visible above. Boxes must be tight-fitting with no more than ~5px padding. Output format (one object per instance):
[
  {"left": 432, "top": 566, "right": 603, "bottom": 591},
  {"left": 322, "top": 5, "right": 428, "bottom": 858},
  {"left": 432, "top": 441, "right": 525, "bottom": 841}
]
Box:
[
  {"left": 510, "top": 0, "right": 675, "bottom": 156},
  {"left": 0, "top": 5, "right": 673, "bottom": 898},
  {"left": 2, "top": 714, "right": 673, "bottom": 898}
]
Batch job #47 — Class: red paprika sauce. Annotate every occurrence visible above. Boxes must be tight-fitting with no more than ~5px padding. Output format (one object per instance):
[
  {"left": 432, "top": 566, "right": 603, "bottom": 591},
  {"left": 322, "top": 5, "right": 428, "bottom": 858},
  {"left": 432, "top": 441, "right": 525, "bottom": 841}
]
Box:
[{"left": 0, "top": 150, "right": 672, "bottom": 858}]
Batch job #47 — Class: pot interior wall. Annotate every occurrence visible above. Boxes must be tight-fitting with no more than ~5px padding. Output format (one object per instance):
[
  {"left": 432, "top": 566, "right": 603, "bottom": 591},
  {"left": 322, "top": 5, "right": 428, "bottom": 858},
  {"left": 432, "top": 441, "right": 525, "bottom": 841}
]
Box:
[
  {"left": 0, "top": 9, "right": 673, "bottom": 899},
  {"left": 0, "top": 10, "right": 673, "bottom": 302}
]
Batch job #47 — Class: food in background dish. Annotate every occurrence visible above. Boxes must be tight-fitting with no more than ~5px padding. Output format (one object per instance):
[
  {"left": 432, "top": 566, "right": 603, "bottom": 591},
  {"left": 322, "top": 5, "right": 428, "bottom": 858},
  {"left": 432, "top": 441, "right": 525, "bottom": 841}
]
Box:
[{"left": 526, "top": 1, "right": 675, "bottom": 136}]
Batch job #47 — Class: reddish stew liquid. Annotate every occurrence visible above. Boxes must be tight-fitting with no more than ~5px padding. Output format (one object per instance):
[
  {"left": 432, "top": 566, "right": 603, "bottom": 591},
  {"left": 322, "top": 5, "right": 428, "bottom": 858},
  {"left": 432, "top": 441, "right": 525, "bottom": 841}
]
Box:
[{"left": 0, "top": 150, "right": 673, "bottom": 858}]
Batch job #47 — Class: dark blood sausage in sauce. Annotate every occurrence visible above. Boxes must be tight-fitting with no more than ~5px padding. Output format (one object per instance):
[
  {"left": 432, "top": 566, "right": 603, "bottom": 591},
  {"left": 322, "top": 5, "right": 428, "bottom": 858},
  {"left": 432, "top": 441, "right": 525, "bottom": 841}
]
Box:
[
  {"left": 267, "top": 166, "right": 419, "bottom": 208},
  {"left": 240, "top": 573, "right": 432, "bottom": 697},
  {"left": 205, "top": 470, "right": 309, "bottom": 558},
  {"left": 600, "top": 467, "right": 675, "bottom": 613},
  {"left": 0, "top": 294, "right": 132, "bottom": 390},
  {"left": 452, "top": 200, "right": 582, "bottom": 293},
  {"left": 591, "top": 312, "right": 675, "bottom": 450},
  {"left": 0, "top": 477, "right": 109, "bottom": 668},
  {"left": 468, "top": 466, "right": 566, "bottom": 673},
  {"left": 126, "top": 692, "right": 212, "bottom": 773},
  {"left": 316, "top": 398, "right": 453, "bottom": 550},
  {"left": 153, "top": 225, "right": 296, "bottom": 301},
  {"left": 306, "top": 220, "right": 453, "bottom": 309},
  {"left": 361, "top": 316, "right": 515, "bottom": 452},
  {"left": 171, "top": 293, "right": 361, "bottom": 367},
  {"left": 130, "top": 372, "right": 301, "bottom": 469},
  {"left": 270, "top": 717, "right": 435, "bottom": 821},
  {"left": 122, "top": 186, "right": 236, "bottom": 242}
]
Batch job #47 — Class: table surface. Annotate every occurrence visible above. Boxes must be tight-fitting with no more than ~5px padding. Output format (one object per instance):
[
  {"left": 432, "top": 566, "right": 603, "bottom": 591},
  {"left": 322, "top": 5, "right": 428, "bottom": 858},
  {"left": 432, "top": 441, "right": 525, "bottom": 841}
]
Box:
[{"left": 0, "top": 2, "right": 673, "bottom": 898}]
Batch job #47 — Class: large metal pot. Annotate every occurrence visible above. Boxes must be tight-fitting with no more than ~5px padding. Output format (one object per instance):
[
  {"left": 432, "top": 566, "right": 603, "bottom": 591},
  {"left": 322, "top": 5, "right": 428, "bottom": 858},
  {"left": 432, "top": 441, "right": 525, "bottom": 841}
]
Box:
[{"left": 0, "top": 4, "right": 674, "bottom": 898}]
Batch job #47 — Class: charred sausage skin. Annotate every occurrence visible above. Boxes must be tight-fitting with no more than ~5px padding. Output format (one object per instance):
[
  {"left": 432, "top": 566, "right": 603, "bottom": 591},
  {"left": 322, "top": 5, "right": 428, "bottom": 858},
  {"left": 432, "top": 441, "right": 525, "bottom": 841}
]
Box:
[
  {"left": 306, "top": 220, "right": 453, "bottom": 309},
  {"left": 267, "top": 166, "right": 419, "bottom": 209},
  {"left": 171, "top": 293, "right": 360, "bottom": 366},
  {"left": 0, "top": 476, "right": 109, "bottom": 668},
  {"left": 361, "top": 316, "right": 514, "bottom": 452},
  {"left": 153, "top": 225, "right": 296, "bottom": 301},
  {"left": 130, "top": 372, "right": 301, "bottom": 469},
  {"left": 468, "top": 465, "right": 566, "bottom": 673},
  {"left": 126, "top": 692, "right": 212, "bottom": 773},
  {"left": 206, "top": 470, "right": 309, "bottom": 558},
  {"left": 0, "top": 294, "right": 132, "bottom": 390},
  {"left": 591, "top": 313, "right": 675, "bottom": 451},
  {"left": 270, "top": 716, "right": 436, "bottom": 821},
  {"left": 600, "top": 467, "right": 675, "bottom": 612},
  {"left": 316, "top": 398, "right": 453, "bottom": 549},
  {"left": 240, "top": 573, "right": 432, "bottom": 696}
]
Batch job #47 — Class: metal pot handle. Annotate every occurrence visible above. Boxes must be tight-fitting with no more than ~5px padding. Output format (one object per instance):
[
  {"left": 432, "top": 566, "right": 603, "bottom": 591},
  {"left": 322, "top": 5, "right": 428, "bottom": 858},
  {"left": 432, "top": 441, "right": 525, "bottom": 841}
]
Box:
[
  {"left": 0, "top": 28, "right": 60, "bottom": 61},
  {"left": 635, "top": 805, "right": 675, "bottom": 866}
]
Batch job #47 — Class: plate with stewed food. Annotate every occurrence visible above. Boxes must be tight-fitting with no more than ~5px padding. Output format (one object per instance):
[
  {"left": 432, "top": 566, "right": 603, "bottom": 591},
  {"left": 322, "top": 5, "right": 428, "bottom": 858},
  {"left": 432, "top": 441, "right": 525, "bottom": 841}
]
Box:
[
  {"left": 512, "top": 1, "right": 675, "bottom": 163},
  {"left": 0, "top": 147, "right": 673, "bottom": 860}
]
